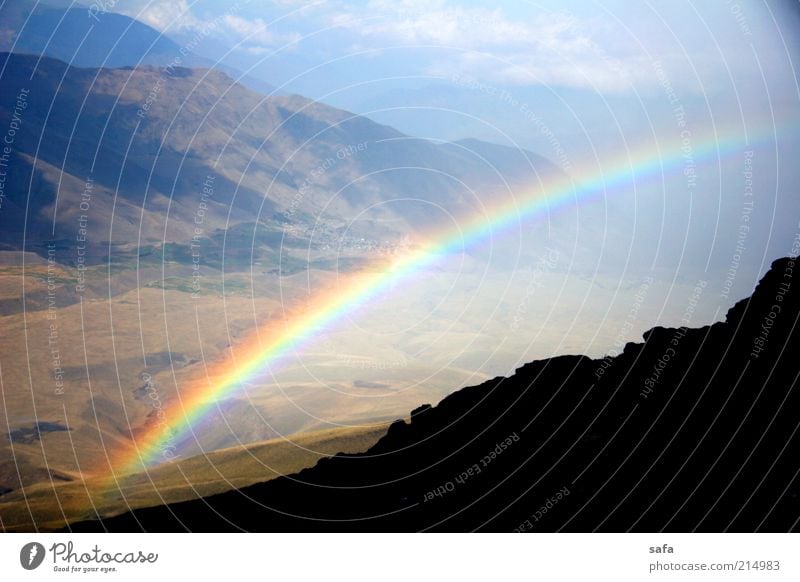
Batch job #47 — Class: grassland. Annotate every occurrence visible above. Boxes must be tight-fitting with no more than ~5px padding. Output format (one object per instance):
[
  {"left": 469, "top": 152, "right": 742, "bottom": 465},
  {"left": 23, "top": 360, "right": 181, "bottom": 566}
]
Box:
[{"left": 0, "top": 424, "right": 388, "bottom": 532}]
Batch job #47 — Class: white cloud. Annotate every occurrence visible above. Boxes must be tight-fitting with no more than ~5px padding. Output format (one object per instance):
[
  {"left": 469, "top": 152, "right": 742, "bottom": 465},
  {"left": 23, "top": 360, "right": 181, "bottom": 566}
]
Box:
[
  {"left": 113, "top": 0, "right": 202, "bottom": 32},
  {"left": 331, "top": 0, "right": 530, "bottom": 46},
  {"left": 242, "top": 45, "right": 272, "bottom": 56},
  {"left": 219, "top": 14, "right": 301, "bottom": 51},
  {"left": 222, "top": 15, "right": 278, "bottom": 45},
  {"left": 112, "top": 0, "right": 300, "bottom": 53},
  {"left": 427, "top": 51, "right": 647, "bottom": 93},
  {"left": 330, "top": 1, "right": 646, "bottom": 91}
]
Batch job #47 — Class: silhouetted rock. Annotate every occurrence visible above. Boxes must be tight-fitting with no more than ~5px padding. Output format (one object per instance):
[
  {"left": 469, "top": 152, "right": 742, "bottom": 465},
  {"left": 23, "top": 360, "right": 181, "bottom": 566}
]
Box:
[{"left": 69, "top": 257, "right": 800, "bottom": 532}]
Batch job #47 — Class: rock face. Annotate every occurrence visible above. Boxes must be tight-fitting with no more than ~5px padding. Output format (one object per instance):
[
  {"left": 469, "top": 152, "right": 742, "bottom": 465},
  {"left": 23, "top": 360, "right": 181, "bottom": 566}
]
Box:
[{"left": 69, "top": 256, "right": 800, "bottom": 532}]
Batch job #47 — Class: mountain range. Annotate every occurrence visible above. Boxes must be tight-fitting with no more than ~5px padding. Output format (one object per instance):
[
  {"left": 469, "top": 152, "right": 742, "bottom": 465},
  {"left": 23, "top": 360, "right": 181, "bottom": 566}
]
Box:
[{"left": 0, "top": 51, "right": 559, "bottom": 260}]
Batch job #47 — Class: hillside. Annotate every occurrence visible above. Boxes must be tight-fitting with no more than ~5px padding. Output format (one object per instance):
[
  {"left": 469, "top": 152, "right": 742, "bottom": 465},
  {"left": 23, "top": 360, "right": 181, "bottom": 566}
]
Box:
[
  {"left": 66, "top": 256, "right": 800, "bottom": 531},
  {"left": 0, "top": 51, "right": 559, "bottom": 258},
  {"left": 0, "top": 0, "right": 279, "bottom": 95},
  {"left": 0, "top": 424, "right": 387, "bottom": 532}
]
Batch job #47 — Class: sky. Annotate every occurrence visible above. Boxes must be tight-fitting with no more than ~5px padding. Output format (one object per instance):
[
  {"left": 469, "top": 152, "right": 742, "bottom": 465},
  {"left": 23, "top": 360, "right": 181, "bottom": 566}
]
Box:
[{"left": 110, "top": 0, "right": 800, "bottom": 98}]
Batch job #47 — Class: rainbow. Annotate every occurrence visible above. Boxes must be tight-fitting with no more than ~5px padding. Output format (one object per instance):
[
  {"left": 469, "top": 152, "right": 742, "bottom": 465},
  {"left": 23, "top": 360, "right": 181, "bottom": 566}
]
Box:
[{"left": 110, "top": 127, "right": 764, "bottom": 477}]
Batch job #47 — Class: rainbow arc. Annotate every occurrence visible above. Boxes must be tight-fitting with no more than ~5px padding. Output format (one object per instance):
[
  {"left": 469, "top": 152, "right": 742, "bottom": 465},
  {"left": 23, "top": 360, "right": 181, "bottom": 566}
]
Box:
[{"left": 110, "top": 128, "right": 764, "bottom": 477}]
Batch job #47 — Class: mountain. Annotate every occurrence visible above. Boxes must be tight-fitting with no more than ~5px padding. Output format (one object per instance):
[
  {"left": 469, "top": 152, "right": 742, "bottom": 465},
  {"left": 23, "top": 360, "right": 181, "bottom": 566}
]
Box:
[
  {"left": 68, "top": 256, "right": 800, "bottom": 531},
  {"left": 0, "top": 0, "right": 276, "bottom": 94},
  {"left": 0, "top": 51, "right": 559, "bottom": 261}
]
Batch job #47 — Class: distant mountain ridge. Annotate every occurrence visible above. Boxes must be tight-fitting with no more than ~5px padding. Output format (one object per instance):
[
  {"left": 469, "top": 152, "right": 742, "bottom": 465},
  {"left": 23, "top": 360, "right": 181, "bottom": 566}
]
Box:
[
  {"left": 0, "top": 52, "right": 560, "bottom": 259},
  {"left": 68, "top": 255, "right": 800, "bottom": 531}
]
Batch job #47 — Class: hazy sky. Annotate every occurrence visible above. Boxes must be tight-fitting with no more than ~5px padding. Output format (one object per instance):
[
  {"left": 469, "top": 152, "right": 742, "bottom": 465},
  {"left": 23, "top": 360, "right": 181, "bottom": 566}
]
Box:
[{"left": 112, "top": 0, "right": 800, "bottom": 98}]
